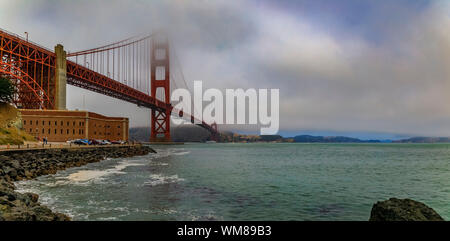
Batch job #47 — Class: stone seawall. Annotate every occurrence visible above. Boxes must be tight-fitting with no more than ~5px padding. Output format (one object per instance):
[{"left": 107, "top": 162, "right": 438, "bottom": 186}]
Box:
[{"left": 0, "top": 145, "right": 156, "bottom": 221}]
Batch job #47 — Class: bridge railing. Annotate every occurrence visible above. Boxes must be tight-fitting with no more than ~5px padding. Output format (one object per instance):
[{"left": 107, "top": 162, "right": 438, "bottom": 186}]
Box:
[{"left": 0, "top": 27, "right": 55, "bottom": 54}]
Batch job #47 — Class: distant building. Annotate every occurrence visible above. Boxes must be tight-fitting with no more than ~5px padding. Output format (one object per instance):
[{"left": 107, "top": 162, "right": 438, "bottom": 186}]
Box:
[{"left": 19, "top": 109, "right": 129, "bottom": 142}]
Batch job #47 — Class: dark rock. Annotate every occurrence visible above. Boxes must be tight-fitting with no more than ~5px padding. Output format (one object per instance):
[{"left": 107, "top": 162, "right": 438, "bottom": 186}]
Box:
[
  {"left": 25, "top": 193, "right": 39, "bottom": 203},
  {"left": 7, "top": 169, "right": 17, "bottom": 179},
  {"left": 0, "top": 155, "right": 10, "bottom": 162},
  {"left": 369, "top": 198, "right": 444, "bottom": 221},
  {"left": 30, "top": 206, "right": 55, "bottom": 221},
  {"left": 9, "top": 160, "right": 21, "bottom": 170}
]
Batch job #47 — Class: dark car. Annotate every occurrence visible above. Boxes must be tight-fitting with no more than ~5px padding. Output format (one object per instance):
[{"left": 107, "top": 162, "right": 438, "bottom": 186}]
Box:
[
  {"left": 89, "top": 139, "right": 101, "bottom": 145},
  {"left": 74, "top": 139, "right": 90, "bottom": 145}
]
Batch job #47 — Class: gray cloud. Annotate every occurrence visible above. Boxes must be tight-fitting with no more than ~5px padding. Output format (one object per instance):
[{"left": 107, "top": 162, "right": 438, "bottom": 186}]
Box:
[{"left": 2, "top": 0, "right": 450, "bottom": 137}]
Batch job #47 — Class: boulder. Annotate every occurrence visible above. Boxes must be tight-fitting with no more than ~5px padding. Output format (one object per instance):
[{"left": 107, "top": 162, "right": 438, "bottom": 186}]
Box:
[{"left": 369, "top": 198, "right": 444, "bottom": 221}]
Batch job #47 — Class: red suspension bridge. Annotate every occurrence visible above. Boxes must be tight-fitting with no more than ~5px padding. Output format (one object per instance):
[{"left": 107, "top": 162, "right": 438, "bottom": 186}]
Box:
[{"left": 0, "top": 28, "right": 218, "bottom": 142}]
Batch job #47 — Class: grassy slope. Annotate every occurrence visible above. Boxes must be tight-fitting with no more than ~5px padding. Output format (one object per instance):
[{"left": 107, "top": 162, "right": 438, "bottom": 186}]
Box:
[{"left": 0, "top": 103, "right": 35, "bottom": 145}]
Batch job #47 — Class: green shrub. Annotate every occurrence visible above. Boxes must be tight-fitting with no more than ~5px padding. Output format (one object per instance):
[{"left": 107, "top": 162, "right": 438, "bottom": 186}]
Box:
[{"left": 0, "top": 77, "right": 14, "bottom": 103}]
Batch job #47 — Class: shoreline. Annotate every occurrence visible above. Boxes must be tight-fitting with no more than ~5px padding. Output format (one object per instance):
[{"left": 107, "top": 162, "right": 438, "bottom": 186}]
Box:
[{"left": 0, "top": 145, "right": 156, "bottom": 221}]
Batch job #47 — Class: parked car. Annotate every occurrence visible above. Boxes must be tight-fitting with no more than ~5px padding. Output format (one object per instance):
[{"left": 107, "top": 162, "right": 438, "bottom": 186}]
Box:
[
  {"left": 74, "top": 139, "right": 91, "bottom": 145},
  {"left": 89, "top": 139, "right": 102, "bottom": 145},
  {"left": 101, "top": 140, "right": 111, "bottom": 145},
  {"left": 111, "top": 140, "right": 126, "bottom": 145}
]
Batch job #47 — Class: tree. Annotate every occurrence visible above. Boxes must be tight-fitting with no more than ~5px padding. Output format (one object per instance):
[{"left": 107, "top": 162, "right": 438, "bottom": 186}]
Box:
[{"left": 0, "top": 76, "right": 15, "bottom": 103}]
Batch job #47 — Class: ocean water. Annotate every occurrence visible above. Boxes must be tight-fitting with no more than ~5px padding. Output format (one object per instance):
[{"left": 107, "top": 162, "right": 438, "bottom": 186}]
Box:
[{"left": 14, "top": 143, "right": 450, "bottom": 221}]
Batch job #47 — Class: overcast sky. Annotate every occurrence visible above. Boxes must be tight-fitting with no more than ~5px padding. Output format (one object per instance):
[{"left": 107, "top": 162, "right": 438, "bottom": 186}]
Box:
[{"left": 1, "top": 0, "right": 450, "bottom": 139}]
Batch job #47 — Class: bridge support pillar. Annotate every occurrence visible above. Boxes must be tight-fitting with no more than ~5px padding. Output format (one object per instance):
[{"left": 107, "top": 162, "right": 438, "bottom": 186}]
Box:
[
  {"left": 150, "top": 34, "right": 171, "bottom": 142},
  {"left": 54, "top": 44, "right": 67, "bottom": 110},
  {"left": 210, "top": 122, "right": 219, "bottom": 142}
]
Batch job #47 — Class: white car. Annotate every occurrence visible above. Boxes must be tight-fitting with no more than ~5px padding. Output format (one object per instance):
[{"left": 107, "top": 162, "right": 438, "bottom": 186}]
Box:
[{"left": 101, "top": 140, "right": 112, "bottom": 145}]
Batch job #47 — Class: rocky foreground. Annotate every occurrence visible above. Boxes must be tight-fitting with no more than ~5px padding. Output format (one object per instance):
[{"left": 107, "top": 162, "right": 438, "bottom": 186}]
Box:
[
  {"left": 0, "top": 145, "right": 155, "bottom": 221},
  {"left": 369, "top": 198, "right": 444, "bottom": 221}
]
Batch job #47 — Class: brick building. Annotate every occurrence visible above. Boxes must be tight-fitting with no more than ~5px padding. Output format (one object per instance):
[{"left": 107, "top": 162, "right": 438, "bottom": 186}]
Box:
[{"left": 19, "top": 109, "right": 129, "bottom": 142}]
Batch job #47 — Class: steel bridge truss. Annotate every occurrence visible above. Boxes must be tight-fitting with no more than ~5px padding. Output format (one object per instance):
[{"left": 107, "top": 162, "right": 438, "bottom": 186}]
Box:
[{"left": 0, "top": 28, "right": 217, "bottom": 142}]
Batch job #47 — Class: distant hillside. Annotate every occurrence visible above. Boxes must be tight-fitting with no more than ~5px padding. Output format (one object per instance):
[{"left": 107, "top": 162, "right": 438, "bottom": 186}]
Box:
[
  {"left": 129, "top": 126, "right": 450, "bottom": 144},
  {"left": 293, "top": 135, "right": 380, "bottom": 143},
  {"left": 394, "top": 137, "right": 450, "bottom": 143},
  {"left": 128, "top": 127, "right": 150, "bottom": 142},
  {"left": 171, "top": 125, "right": 211, "bottom": 142},
  {"left": 129, "top": 124, "right": 211, "bottom": 142}
]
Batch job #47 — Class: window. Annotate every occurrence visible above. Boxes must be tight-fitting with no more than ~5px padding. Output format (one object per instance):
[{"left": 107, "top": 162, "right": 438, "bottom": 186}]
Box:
[
  {"left": 30, "top": 128, "right": 32, "bottom": 132},
  {"left": 48, "top": 129, "right": 50, "bottom": 134},
  {"left": 118, "top": 125, "right": 121, "bottom": 128},
  {"left": 42, "top": 121, "right": 45, "bottom": 125},
  {"left": 23, "top": 120, "right": 26, "bottom": 125},
  {"left": 61, "top": 121, "right": 63, "bottom": 126},
  {"left": 73, "top": 129, "right": 75, "bottom": 134},
  {"left": 94, "top": 131, "right": 96, "bottom": 135},
  {"left": 73, "top": 121, "right": 75, "bottom": 126},
  {"left": 67, "top": 129, "right": 69, "bottom": 134},
  {"left": 48, "top": 121, "right": 51, "bottom": 126},
  {"left": 61, "top": 129, "right": 63, "bottom": 134},
  {"left": 42, "top": 128, "right": 44, "bottom": 134},
  {"left": 36, "top": 120, "right": 38, "bottom": 125},
  {"left": 55, "top": 121, "right": 57, "bottom": 126},
  {"left": 67, "top": 121, "right": 69, "bottom": 126},
  {"left": 54, "top": 129, "right": 57, "bottom": 134}
]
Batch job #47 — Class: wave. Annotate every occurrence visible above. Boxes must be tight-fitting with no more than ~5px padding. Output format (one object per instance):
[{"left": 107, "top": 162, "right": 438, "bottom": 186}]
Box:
[
  {"left": 149, "top": 162, "right": 169, "bottom": 166},
  {"left": 67, "top": 161, "right": 145, "bottom": 182},
  {"left": 172, "top": 151, "right": 191, "bottom": 156},
  {"left": 143, "top": 174, "right": 185, "bottom": 187},
  {"left": 189, "top": 211, "right": 223, "bottom": 221}
]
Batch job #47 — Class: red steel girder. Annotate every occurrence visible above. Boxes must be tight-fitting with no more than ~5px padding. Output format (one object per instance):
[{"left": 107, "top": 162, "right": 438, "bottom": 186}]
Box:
[{"left": 0, "top": 29, "right": 55, "bottom": 109}]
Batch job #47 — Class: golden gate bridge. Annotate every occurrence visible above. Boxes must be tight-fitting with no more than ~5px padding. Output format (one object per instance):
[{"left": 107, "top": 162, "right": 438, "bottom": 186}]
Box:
[{"left": 0, "top": 28, "right": 218, "bottom": 142}]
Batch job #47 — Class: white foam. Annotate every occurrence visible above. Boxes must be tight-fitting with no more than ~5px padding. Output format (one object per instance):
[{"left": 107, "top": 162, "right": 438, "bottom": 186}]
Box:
[
  {"left": 67, "top": 161, "right": 145, "bottom": 182},
  {"left": 143, "top": 174, "right": 185, "bottom": 186},
  {"left": 150, "top": 162, "right": 169, "bottom": 166},
  {"left": 173, "top": 151, "right": 191, "bottom": 156},
  {"left": 67, "top": 170, "right": 109, "bottom": 182},
  {"left": 97, "top": 217, "right": 118, "bottom": 221}
]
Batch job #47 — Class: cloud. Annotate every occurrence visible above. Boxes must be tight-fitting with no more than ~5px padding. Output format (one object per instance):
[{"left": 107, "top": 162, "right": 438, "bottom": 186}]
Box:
[
  {"left": 2, "top": 0, "right": 450, "bottom": 137},
  {"left": 254, "top": 1, "right": 450, "bottom": 136}
]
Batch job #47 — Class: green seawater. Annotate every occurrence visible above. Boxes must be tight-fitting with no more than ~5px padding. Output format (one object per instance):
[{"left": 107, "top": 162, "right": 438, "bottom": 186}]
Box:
[{"left": 15, "top": 143, "right": 450, "bottom": 220}]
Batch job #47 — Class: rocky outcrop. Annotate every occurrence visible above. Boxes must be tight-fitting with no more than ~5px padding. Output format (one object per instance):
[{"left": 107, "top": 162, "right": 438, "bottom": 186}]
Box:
[
  {"left": 369, "top": 198, "right": 444, "bottom": 221},
  {"left": 0, "top": 103, "right": 35, "bottom": 145},
  {"left": 0, "top": 145, "right": 156, "bottom": 221},
  {"left": 0, "top": 179, "right": 69, "bottom": 221}
]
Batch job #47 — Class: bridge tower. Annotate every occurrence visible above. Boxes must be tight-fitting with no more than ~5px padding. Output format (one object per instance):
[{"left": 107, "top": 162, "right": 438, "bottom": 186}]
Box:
[
  {"left": 54, "top": 44, "right": 67, "bottom": 110},
  {"left": 150, "top": 34, "right": 172, "bottom": 142},
  {"left": 210, "top": 122, "right": 219, "bottom": 142}
]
